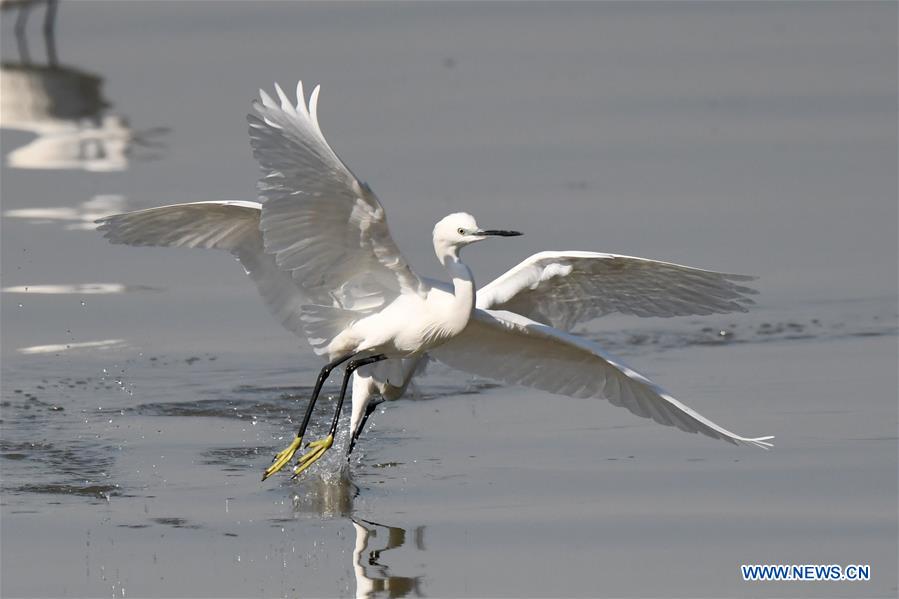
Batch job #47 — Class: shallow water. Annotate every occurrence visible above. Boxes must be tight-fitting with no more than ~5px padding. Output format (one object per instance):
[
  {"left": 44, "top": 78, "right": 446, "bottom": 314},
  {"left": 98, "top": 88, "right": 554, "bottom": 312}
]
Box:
[{"left": 2, "top": 2, "right": 897, "bottom": 597}]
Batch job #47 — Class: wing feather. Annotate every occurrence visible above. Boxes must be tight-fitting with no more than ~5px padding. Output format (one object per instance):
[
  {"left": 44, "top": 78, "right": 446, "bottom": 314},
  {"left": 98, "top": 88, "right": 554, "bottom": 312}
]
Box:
[
  {"left": 97, "top": 200, "right": 418, "bottom": 396},
  {"left": 96, "top": 201, "right": 309, "bottom": 338},
  {"left": 431, "top": 309, "right": 773, "bottom": 448},
  {"left": 248, "top": 81, "right": 426, "bottom": 311},
  {"left": 477, "top": 251, "right": 757, "bottom": 330},
  {"left": 95, "top": 201, "right": 261, "bottom": 251}
]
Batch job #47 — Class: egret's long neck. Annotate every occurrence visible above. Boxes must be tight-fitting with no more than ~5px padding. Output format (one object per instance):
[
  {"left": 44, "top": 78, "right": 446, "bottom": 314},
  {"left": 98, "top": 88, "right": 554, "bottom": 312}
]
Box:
[{"left": 441, "top": 250, "right": 476, "bottom": 323}]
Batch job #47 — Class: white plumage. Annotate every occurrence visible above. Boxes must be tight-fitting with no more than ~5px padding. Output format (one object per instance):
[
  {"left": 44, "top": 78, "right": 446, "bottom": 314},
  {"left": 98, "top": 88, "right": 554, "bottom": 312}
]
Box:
[
  {"left": 250, "top": 83, "right": 426, "bottom": 304},
  {"left": 478, "top": 251, "right": 757, "bottom": 328},
  {"left": 432, "top": 310, "right": 771, "bottom": 447},
  {"left": 97, "top": 80, "right": 772, "bottom": 480}
]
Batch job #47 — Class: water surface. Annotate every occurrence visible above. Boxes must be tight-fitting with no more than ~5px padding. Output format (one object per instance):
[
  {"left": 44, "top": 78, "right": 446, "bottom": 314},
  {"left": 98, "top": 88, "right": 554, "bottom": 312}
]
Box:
[{"left": 2, "top": 2, "right": 897, "bottom": 597}]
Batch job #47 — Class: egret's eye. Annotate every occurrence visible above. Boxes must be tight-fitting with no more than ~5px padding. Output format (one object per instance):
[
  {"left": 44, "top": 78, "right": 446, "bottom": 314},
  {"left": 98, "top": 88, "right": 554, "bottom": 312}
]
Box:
[{"left": 457, "top": 228, "right": 466, "bottom": 235}]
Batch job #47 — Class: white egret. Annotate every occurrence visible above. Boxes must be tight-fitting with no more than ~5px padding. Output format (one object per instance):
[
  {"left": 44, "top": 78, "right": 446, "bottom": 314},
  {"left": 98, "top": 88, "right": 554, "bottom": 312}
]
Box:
[{"left": 97, "top": 80, "right": 772, "bottom": 481}]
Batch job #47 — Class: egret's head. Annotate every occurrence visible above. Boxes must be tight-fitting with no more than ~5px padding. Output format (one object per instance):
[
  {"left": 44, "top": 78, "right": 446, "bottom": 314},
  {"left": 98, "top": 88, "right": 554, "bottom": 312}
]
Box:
[{"left": 432, "top": 212, "right": 521, "bottom": 263}]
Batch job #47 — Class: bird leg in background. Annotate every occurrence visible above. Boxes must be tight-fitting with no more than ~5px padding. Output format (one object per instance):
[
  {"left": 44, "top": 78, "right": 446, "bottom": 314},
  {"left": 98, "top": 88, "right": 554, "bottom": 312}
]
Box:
[
  {"left": 292, "top": 354, "right": 387, "bottom": 478},
  {"left": 261, "top": 352, "right": 354, "bottom": 481},
  {"left": 347, "top": 396, "right": 386, "bottom": 456},
  {"left": 43, "top": 0, "right": 59, "bottom": 36}
]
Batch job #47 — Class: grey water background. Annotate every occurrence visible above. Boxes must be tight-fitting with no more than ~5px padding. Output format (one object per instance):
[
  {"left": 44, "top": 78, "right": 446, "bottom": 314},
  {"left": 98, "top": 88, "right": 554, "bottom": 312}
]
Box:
[{"left": 1, "top": 1, "right": 896, "bottom": 597}]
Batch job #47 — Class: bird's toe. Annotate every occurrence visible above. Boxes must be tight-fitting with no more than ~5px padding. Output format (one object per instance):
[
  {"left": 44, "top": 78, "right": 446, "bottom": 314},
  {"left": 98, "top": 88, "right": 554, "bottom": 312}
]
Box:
[{"left": 261, "top": 436, "right": 303, "bottom": 481}]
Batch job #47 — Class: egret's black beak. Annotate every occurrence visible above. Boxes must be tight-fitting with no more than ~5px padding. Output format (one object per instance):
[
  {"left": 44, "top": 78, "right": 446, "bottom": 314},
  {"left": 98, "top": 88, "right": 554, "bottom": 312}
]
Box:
[{"left": 481, "top": 229, "right": 523, "bottom": 237}]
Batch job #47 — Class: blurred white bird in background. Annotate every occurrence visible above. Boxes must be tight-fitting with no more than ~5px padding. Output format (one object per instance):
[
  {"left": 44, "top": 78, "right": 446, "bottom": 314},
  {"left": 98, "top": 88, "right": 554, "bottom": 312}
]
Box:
[
  {"left": 1, "top": 0, "right": 165, "bottom": 172},
  {"left": 97, "top": 81, "right": 772, "bottom": 481}
]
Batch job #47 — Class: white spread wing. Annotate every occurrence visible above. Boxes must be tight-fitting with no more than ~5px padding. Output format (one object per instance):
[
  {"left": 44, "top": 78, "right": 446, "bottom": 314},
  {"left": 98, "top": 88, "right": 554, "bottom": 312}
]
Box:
[
  {"left": 431, "top": 309, "right": 773, "bottom": 448},
  {"left": 249, "top": 81, "right": 426, "bottom": 312},
  {"left": 96, "top": 201, "right": 261, "bottom": 251},
  {"left": 96, "top": 201, "right": 308, "bottom": 337},
  {"left": 477, "top": 251, "right": 758, "bottom": 330}
]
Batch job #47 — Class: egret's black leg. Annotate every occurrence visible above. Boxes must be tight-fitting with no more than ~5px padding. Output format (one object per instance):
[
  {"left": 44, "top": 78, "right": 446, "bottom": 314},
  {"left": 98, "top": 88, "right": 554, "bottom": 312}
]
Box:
[
  {"left": 329, "top": 355, "right": 387, "bottom": 438},
  {"left": 291, "top": 354, "right": 387, "bottom": 478},
  {"left": 295, "top": 353, "right": 355, "bottom": 439},
  {"left": 262, "top": 352, "right": 354, "bottom": 481},
  {"left": 347, "top": 396, "right": 385, "bottom": 456}
]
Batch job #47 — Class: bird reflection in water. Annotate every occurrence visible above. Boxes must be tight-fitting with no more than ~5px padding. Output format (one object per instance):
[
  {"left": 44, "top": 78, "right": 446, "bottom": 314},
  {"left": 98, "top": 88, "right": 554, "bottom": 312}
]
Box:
[
  {"left": 289, "top": 470, "right": 357, "bottom": 518},
  {"left": 1, "top": 2, "right": 165, "bottom": 171},
  {"left": 289, "top": 473, "right": 424, "bottom": 598},
  {"left": 352, "top": 519, "right": 424, "bottom": 599}
]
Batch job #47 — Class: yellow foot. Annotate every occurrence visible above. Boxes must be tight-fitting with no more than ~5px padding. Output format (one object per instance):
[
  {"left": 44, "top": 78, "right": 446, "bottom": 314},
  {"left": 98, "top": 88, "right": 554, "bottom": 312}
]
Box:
[
  {"left": 262, "top": 436, "right": 303, "bottom": 481},
  {"left": 291, "top": 435, "right": 334, "bottom": 479}
]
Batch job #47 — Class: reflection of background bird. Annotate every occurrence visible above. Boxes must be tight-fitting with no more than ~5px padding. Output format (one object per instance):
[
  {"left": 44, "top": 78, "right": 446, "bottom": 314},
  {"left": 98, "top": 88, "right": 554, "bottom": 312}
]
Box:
[
  {"left": 1, "top": 1, "right": 164, "bottom": 171},
  {"left": 0, "top": 61, "right": 137, "bottom": 171},
  {"left": 0, "top": 63, "right": 135, "bottom": 171}
]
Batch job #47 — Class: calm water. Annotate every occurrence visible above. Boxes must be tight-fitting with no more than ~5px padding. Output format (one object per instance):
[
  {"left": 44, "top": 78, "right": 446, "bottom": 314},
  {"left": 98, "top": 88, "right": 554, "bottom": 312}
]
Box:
[{"left": 2, "top": 2, "right": 897, "bottom": 597}]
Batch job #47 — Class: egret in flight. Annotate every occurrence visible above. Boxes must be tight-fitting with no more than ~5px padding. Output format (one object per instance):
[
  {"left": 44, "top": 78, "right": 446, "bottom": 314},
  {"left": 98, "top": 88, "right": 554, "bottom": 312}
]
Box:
[{"left": 97, "top": 80, "right": 772, "bottom": 481}]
